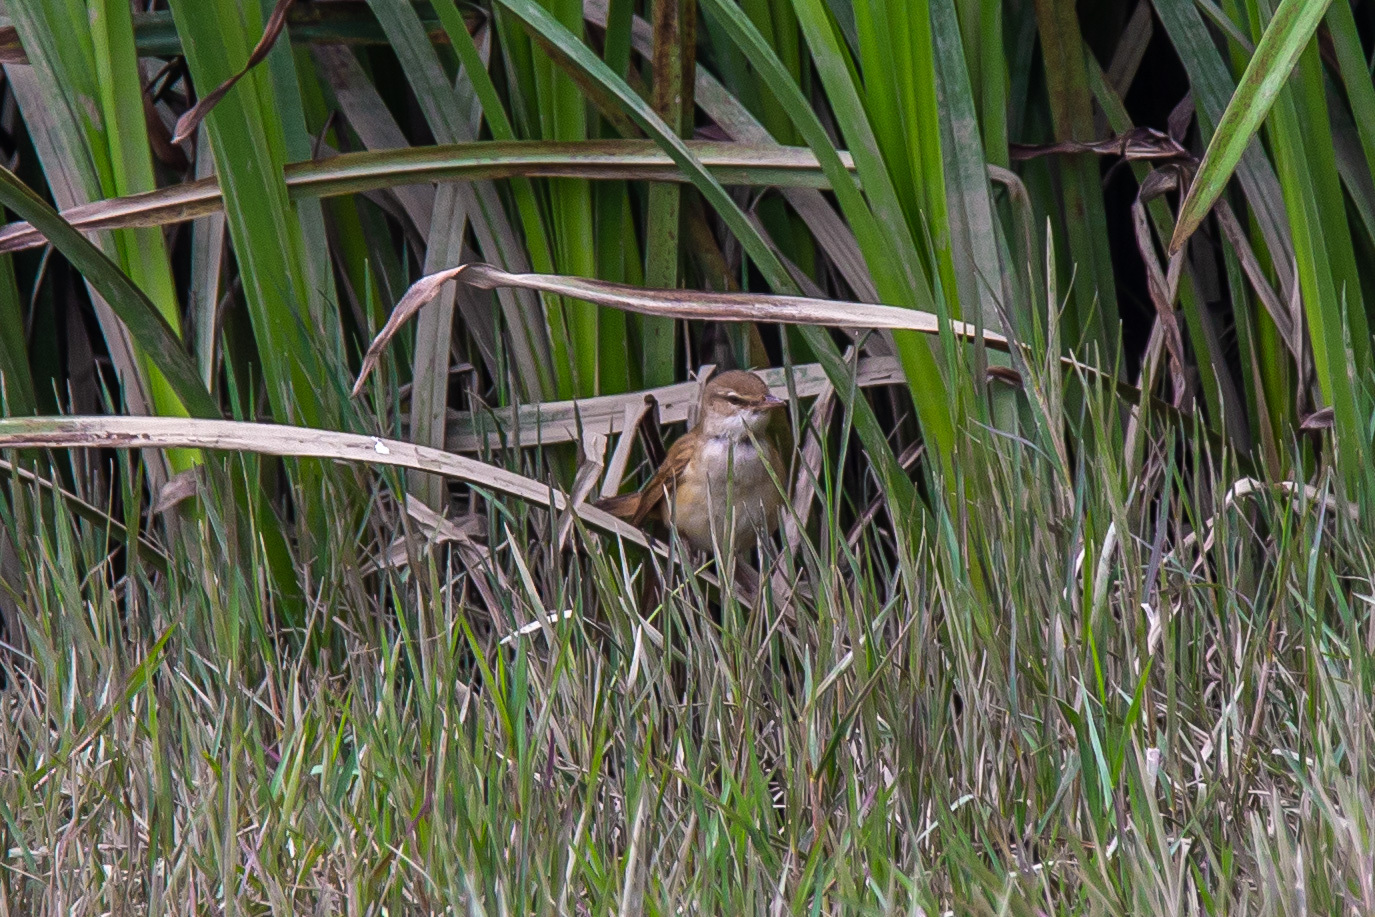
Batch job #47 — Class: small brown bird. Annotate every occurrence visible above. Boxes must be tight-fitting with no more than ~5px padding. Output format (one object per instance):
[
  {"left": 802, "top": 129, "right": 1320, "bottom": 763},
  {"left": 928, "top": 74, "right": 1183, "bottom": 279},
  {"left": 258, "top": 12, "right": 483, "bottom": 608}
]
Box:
[{"left": 597, "top": 370, "right": 791, "bottom": 554}]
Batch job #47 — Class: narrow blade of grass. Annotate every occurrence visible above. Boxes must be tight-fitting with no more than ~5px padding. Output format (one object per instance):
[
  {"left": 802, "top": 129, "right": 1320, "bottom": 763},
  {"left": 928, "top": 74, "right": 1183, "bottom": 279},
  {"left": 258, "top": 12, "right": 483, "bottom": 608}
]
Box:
[
  {"left": 1171, "top": 0, "right": 1336, "bottom": 251},
  {"left": 0, "top": 165, "right": 217, "bottom": 419}
]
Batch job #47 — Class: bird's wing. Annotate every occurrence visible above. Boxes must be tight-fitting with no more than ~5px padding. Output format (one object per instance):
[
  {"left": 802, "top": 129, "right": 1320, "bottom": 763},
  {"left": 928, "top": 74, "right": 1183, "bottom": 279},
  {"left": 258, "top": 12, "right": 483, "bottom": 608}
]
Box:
[
  {"left": 592, "top": 491, "right": 641, "bottom": 521},
  {"left": 631, "top": 434, "right": 696, "bottom": 527}
]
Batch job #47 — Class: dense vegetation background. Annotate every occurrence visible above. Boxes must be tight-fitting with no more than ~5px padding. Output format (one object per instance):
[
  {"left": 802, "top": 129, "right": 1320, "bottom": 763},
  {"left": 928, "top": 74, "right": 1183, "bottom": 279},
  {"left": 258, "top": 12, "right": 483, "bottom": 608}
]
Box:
[{"left": 0, "top": 0, "right": 1373, "bottom": 912}]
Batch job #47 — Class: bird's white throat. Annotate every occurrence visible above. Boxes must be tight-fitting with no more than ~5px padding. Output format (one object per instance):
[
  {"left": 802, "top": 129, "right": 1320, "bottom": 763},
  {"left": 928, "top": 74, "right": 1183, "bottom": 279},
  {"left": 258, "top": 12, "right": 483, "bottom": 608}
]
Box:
[{"left": 701, "top": 408, "right": 766, "bottom": 440}]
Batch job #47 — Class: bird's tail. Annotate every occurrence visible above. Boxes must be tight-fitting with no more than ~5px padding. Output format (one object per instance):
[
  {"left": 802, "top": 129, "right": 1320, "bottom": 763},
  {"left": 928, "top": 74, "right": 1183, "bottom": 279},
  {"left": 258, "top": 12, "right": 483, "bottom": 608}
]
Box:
[{"left": 593, "top": 492, "right": 642, "bottom": 521}]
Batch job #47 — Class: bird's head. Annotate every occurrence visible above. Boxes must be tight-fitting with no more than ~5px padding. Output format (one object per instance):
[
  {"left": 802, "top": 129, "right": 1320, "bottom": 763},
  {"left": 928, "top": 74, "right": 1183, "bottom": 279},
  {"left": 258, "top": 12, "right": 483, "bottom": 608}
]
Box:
[{"left": 699, "top": 370, "right": 786, "bottom": 440}]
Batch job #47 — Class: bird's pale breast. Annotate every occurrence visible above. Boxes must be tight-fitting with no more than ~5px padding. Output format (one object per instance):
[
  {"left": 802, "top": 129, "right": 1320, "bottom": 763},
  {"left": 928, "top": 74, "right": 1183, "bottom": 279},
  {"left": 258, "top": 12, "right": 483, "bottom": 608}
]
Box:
[{"left": 660, "top": 436, "right": 784, "bottom": 553}]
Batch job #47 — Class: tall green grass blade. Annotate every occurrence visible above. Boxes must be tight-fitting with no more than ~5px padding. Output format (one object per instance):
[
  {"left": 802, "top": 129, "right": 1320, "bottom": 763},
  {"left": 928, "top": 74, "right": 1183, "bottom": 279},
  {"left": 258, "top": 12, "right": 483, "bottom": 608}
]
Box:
[
  {"left": 8, "top": 0, "right": 197, "bottom": 469},
  {"left": 0, "top": 166, "right": 216, "bottom": 419},
  {"left": 1261, "top": 29, "right": 1368, "bottom": 486},
  {"left": 769, "top": 0, "right": 934, "bottom": 305},
  {"left": 975, "top": 0, "right": 1008, "bottom": 167},
  {"left": 591, "top": 0, "right": 645, "bottom": 379},
  {"left": 603, "top": 0, "right": 634, "bottom": 75},
  {"left": 641, "top": 0, "right": 693, "bottom": 387},
  {"left": 930, "top": 0, "right": 1007, "bottom": 330},
  {"left": 836, "top": 0, "right": 977, "bottom": 455},
  {"left": 699, "top": 0, "right": 956, "bottom": 465},
  {"left": 188, "top": 143, "right": 227, "bottom": 391},
  {"left": 1153, "top": 0, "right": 1294, "bottom": 270},
  {"left": 167, "top": 0, "right": 331, "bottom": 428},
  {"left": 1324, "top": 1, "right": 1375, "bottom": 250},
  {"left": 1171, "top": 0, "right": 1336, "bottom": 251},
  {"left": 882, "top": 0, "right": 959, "bottom": 302},
  {"left": 539, "top": 0, "right": 613, "bottom": 396},
  {"left": 926, "top": 0, "right": 1018, "bottom": 437},
  {"left": 1031, "top": 0, "right": 1120, "bottom": 353},
  {"left": 0, "top": 254, "right": 34, "bottom": 415},
  {"left": 259, "top": 17, "right": 343, "bottom": 351}
]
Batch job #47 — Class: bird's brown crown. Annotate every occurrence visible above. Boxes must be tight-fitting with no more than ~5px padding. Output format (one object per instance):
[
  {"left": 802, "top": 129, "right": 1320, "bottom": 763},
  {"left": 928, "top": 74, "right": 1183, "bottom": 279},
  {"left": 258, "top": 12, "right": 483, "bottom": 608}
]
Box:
[{"left": 702, "top": 370, "right": 778, "bottom": 411}]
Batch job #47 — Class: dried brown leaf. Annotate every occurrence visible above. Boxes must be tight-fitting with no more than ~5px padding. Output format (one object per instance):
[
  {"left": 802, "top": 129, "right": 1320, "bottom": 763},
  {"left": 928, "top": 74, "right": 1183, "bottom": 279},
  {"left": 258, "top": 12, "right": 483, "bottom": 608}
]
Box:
[
  {"left": 0, "top": 415, "right": 650, "bottom": 550},
  {"left": 1009, "top": 127, "right": 1191, "bottom": 163},
  {"left": 0, "top": 141, "right": 839, "bottom": 254},
  {"left": 351, "top": 262, "right": 995, "bottom": 397},
  {"left": 172, "top": 0, "right": 297, "bottom": 145},
  {"left": 351, "top": 266, "right": 465, "bottom": 397},
  {"left": 1300, "top": 407, "right": 1334, "bottom": 432}
]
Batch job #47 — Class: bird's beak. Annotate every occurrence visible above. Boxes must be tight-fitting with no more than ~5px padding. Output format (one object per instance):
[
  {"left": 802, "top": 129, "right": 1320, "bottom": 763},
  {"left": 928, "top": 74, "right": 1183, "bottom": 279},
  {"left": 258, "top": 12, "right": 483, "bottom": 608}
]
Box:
[{"left": 762, "top": 393, "right": 786, "bottom": 409}]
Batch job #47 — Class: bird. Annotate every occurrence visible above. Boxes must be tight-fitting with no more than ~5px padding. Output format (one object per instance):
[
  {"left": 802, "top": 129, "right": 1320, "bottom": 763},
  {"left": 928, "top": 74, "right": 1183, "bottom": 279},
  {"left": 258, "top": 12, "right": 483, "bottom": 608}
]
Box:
[{"left": 596, "top": 370, "right": 791, "bottom": 555}]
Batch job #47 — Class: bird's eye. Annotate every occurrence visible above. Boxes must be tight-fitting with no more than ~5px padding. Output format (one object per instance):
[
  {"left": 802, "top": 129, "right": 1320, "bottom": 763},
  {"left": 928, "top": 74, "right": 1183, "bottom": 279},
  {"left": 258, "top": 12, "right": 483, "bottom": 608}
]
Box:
[{"left": 723, "top": 392, "right": 744, "bottom": 405}]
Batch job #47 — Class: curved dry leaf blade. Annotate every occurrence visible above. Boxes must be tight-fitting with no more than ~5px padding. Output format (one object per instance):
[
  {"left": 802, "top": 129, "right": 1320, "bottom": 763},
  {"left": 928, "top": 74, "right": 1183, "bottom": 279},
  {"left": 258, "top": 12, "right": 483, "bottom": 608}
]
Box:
[
  {"left": 350, "top": 261, "right": 973, "bottom": 397},
  {"left": 0, "top": 415, "right": 650, "bottom": 549},
  {"left": 352, "top": 260, "right": 982, "bottom": 404},
  {"left": 985, "top": 365, "right": 1025, "bottom": 389},
  {"left": 451, "top": 261, "right": 984, "bottom": 334},
  {"left": 1008, "top": 127, "right": 1191, "bottom": 163},
  {"left": 1299, "top": 407, "right": 1333, "bottom": 432},
  {"left": 0, "top": 175, "right": 222, "bottom": 254},
  {"left": 352, "top": 265, "right": 467, "bottom": 396},
  {"left": 0, "top": 141, "right": 843, "bottom": 255},
  {"left": 362, "top": 263, "right": 1183, "bottom": 437},
  {"left": 171, "top": 0, "right": 297, "bottom": 144}
]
